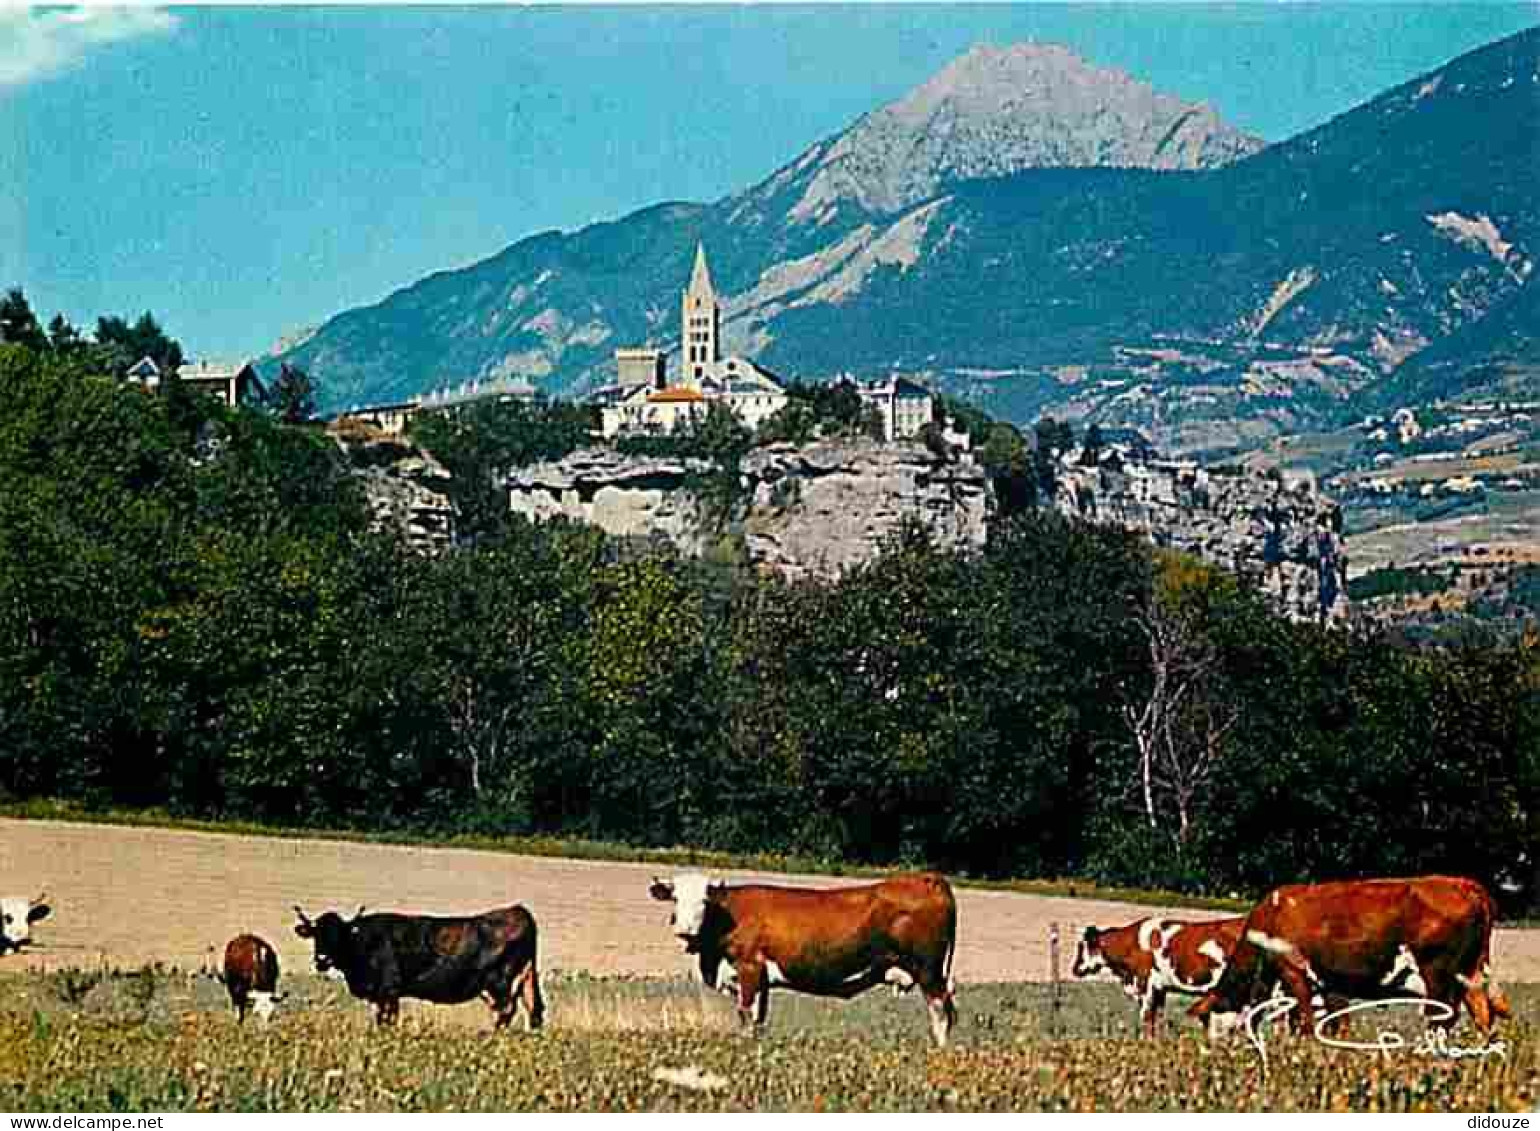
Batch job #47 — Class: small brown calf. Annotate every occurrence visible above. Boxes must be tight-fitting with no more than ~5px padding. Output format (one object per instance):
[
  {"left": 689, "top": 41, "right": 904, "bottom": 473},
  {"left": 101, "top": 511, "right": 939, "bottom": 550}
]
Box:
[{"left": 222, "top": 933, "right": 282, "bottom": 1024}]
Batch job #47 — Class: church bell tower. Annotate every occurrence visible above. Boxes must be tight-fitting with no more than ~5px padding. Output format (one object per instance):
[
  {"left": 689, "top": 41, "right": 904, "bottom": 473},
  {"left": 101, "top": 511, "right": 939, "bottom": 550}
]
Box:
[{"left": 680, "top": 242, "right": 720, "bottom": 389}]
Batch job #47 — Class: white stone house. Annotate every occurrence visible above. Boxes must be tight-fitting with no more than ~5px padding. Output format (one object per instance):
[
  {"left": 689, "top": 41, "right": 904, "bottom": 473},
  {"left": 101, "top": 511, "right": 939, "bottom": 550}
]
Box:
[
  {"left": 850, "top": 375, "right": 936, "bottom": 441},
  {"left": 178, "top": 360, "right": 266, "bottom": 408}
]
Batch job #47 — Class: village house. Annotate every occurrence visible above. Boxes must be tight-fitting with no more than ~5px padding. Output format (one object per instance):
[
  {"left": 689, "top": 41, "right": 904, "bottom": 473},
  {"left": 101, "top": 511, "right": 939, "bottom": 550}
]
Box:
[
  {"left": 849, "top": 374, "right": 937, "bottom": 442},
  {"left": 336, "top": 399, "right": 420, "bottom": 436},
  {"left": 178, "top": 360, "right": 267, "bottom": 408},
  {"left": 124, "top": 357, "right": 266, "bottom": 408},
  {"left": 334, "top": 375, "right": 537, "bottom": 434}
]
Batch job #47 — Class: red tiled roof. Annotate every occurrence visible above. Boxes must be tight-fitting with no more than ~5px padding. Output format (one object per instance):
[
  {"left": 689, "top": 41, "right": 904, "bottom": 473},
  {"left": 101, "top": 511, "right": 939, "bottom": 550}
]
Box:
[{"left": 648, "top": 387, "right": 707, "bottom": 404}]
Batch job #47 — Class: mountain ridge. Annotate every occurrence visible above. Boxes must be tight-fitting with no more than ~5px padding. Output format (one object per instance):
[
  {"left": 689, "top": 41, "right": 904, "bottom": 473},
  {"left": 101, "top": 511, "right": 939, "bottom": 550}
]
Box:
[{"left": 273, "top": 27, "right": 1540, "bottom": 453}]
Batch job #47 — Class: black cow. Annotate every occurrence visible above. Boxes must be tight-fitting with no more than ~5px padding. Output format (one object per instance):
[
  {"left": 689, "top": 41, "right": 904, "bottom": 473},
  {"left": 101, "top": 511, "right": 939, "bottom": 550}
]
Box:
[{"left": 293, "top": 903, "right": 544, "bottom": 1030}]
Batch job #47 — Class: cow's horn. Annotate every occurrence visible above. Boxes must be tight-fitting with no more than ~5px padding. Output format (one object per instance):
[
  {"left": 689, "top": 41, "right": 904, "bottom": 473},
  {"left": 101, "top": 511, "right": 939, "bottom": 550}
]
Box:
[
  {"left": 30, "top": 891, "right": 46, "bottom": 907},
  {"left": 355, "top": 905, "right": 366, "bottom": 920},
  {"left": 293, "top": 905, "right": 312, "bottom": 925}
]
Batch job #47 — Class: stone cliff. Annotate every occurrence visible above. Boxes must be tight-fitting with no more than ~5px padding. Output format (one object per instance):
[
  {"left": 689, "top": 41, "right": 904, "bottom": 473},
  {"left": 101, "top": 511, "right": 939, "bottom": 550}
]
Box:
[
  {"left": 506, "top": 440, "right": 991, "bottom": 578},
  {"left": 1051, "top": 455, "right": 1349, "bottom": 621},
  {"left": 333, "top": 427, "right": 457, "bottom": 553},
  {"left": 347, "top": 428, "right": 1349, "bottom": 619},
  {"left": 740, "top": 441, "right": 991, "bottom": 579},
  {"left": 507, "top": 448, "right": 715, "bottom": 554}
]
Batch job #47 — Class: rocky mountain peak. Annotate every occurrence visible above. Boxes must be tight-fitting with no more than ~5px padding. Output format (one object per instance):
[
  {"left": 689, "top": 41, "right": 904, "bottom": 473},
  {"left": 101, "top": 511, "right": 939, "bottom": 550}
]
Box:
[{"left": 785, "top": 41, "right": 1265, "bottom": 221}]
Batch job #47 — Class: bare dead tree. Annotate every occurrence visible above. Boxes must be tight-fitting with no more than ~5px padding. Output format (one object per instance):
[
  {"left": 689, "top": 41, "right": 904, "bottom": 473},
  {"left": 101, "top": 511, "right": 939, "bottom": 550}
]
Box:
[{"left": 1121, "top": 601, "right": 1238, "bottom": 846}]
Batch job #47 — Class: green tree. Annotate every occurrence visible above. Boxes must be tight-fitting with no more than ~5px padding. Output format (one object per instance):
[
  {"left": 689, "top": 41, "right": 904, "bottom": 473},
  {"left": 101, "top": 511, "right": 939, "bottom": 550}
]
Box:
[
  {"left": 0, "top": 289, "right": 48, "bottom": 352},
  {"left": 46, "top": 314, "right": 86, "bottom": 357},
  {"left": 268, "top": 362, "right": 317, "bottom": 424},
  {"left": 94, "top": 312, "right": 184, "bottom": 377},
  {"left": 411, "top": 397, "right": 595, "bottom": 542}
]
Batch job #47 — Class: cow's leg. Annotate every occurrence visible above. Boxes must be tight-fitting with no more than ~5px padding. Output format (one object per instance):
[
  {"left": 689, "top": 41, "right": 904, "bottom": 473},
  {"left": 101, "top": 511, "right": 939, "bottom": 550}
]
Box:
[
  {"left": 485, "top": 968, "right": 517, "bottom": 1031},
  {"left": 375, "top": 997, "right": 401, "bottom": 1026},
  {"left": 520, "top": 958, "right": 545, "bottom": 1032},
  {"left": 912, "top": 959, "right": 956, "bottom": 1049},
  {"left": 923, "top": 988, "right": 954, "bottom": 1048},
  {"left": 734, "top": 961, "right": 765, "bottom": 1032},
  {"left": 1276, "top": 962, "right": 1317, "bottom": 1035},
  {"left": 1457, "top": 959, "right": 1510, "bottom": 1037},
  {"left": 1419, "top": 964, "right": 1463, "bottom": 1033},
  {"left": 1463, "top": 978, "right": 1493, "bottom": 1036},
  {"left": 1318, "top": 994, "right": 1352, "bottom": 1039},
  {"left": 1142, "top": 987, "right": 1166, "bottom": 1039}
]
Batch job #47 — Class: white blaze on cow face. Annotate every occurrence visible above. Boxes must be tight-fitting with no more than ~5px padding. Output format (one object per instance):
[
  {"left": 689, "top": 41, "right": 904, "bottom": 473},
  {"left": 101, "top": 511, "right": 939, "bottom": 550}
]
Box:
[
  {"left": 249, "top": 991, "right": 279, "bottom": 1023},
  {"left": 0, "top": 896, "right": 48, "bottom": 951},
  {"left": 1071, "top": 929, "right": 1108, "bottom": 978},
  {"left": 665, "top": 873, "right": 718, "bottom": 941}
]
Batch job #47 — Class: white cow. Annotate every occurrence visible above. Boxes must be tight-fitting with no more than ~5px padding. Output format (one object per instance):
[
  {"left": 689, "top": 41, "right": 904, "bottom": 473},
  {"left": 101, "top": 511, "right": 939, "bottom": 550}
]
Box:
[{"left": 0, "top": 892, "right": 50, "bottom": 954}]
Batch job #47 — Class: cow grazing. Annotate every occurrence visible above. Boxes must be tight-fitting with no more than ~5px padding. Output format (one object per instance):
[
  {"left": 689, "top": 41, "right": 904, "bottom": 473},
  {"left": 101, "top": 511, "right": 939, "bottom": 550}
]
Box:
[
  {"left": 0, "top": 892, "right": 50, "bottom": 955},
  {"left": 649, "top": 871, "right": 958, "bottom": 1046},
  {"left": 1072, "top": 916, "right": 1246, "bottom": 1037},
  {"left": 1188, "top": 875, "right": 1513, "bottom": 1038},
  {"left": 293, "top": 903, "right": 544, "bottom": 1030},
  {"left": 221, "top": 933, "right": 282, "bottom": 1024}
]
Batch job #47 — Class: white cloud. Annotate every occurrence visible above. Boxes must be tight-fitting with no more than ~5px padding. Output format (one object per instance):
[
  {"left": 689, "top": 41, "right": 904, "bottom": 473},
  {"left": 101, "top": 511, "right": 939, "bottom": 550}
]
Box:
[{"left": 0, "top": 7, "right": 178, "bottom": 91}]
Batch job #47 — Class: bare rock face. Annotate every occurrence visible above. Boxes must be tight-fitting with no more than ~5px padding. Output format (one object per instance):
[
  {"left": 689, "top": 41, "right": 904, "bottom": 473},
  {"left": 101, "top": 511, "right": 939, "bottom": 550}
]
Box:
[
  {"left": 507, "top": 448, "right": 715, "bottom": 555},
  {"left": 740, "top": 441, "right": 991, "bottom": 579},
  {"left": 504, "top": 442, "right": 990, "bottom": 576},
  {"left": 336, "top": 433, "right": 457, "bottom": 553},
  {"left": 792, "top": 42, "right": 1264, "bottom": 219},
  {"left": 1052, "top": 456, "right": 1349, "bottom": 622}
]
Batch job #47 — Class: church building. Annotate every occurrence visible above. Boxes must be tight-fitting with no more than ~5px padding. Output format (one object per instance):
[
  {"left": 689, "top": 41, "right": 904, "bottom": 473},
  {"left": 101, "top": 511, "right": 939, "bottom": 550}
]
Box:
[{"left": 601, "top": 243, "right": 788, "bottom": 438}]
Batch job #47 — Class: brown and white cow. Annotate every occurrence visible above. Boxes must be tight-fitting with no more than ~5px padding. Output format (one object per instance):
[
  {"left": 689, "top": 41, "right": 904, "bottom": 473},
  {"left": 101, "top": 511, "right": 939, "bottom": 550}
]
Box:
[
  {"left": 1188, "top": 875, "right": 1513, "bottom": 1038},
  {"left": 221, "top": 933, "right": 283, "bottom": 1024},
  {"left": 649, "top": 871, "right": 958, "bottom": 1046},
  {"left": 0, "top": 893, "right": 50, "bottom": 955},
  {"left": 1072, "top": 916, "right": 1246, "bottom": 1037}
]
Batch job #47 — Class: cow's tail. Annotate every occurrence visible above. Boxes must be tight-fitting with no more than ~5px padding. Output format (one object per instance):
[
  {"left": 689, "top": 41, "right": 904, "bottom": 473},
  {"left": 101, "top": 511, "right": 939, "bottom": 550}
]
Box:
[
  {"left": 939, "top": 878, "right": 958, "bottom": 1000},
  {"left": 519, "top": 908, "right": 546, "bottom": 1032}
]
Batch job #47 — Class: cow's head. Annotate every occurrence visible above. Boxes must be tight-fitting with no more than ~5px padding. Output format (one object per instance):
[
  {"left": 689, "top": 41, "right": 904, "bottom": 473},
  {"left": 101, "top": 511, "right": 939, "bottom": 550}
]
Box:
[
  {"left": 649, "top": 873, "right": 725, "bottom": 953},
  {"left": 293, "top": 905, "right": 364, "bottom": 975},
  {"left": 1071, "top": 926, "right": 1108, "bottom": 978},
  {"left": 249, "top": 990, "right": 282, "bottom": 1023},
  {"left": 0, "top": 893, "right": 50, "bottom": 954}
]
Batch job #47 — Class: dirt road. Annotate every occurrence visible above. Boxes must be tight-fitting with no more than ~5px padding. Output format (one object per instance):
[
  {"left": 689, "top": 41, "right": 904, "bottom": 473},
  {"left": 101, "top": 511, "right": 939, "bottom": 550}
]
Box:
[{"left": 3, "top": 818, "right": 1537, "bottom": 984}]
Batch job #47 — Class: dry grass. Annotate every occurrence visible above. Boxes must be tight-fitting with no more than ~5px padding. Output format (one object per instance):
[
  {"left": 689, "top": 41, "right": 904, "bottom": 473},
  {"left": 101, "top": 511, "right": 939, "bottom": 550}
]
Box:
[{"left": 1, "top": 970, "right": 1537, "bottom": 1112}]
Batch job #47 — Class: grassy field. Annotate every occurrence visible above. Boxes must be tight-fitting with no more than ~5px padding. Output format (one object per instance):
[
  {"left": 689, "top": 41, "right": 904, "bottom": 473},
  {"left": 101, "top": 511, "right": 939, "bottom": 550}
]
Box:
[{"left": 1, "top": 968, "right": 1536, "bottom": 1112}]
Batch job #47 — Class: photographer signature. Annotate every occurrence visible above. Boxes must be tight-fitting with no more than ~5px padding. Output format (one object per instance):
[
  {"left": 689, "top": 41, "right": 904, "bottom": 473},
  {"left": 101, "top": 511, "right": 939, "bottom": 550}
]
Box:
[{"left": 1241, "top": 995, "right": 1508, "bottom": 1072}]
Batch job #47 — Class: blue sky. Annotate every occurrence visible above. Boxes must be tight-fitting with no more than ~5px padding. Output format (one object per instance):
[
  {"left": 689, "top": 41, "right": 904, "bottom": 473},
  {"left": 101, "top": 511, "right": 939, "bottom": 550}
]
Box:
[{"left": 3, "top": 4, "right": 1536, "bottom": 363}]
